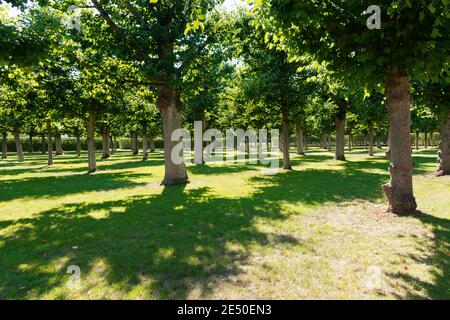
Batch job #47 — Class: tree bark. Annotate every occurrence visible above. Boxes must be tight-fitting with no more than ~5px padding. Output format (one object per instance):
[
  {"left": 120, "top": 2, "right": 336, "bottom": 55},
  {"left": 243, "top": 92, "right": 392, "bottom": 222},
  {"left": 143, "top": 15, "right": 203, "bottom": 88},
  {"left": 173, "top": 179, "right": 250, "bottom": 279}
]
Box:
[
  {"left": 86, "top": 112, "right": 97, "bottom": 173},
  {"left": 415, "top": 130, "right": 420, "bottom": 150},
  {"left": 376, "top": 134, "right": 382, "bottom": 149},
  {"left": 437, "top": 109, "right": 450, "bottom": 176},
  {"left": 295, "top": 120, "right": 305, "bottom": 155},
  {"left": 46, "top": 120, "right": 53, "bottom": 166},
  {"left": 430, "top": 133, "right": 434, "bottom": 147},
  {"left": 368, "top": 123, "right": 374, "bottom": 156},
  {"left": 281, "top": 112, "right": 292, "bottom": 170},
  {"left": 157, "top": 84, "right": 189, "bottom": 185},
  {"left": 2, "top": 131, "right": 7, "bottom": 159},
  {"left": 41, "top": 134, "right": 46, "bottom": 154},
  {"left": 142, "top": 124, "right": 149, "bottom": 161},
  {"left": 13, "top": 124, "right": 24, "bottom": 162},
  {"left": 110, "top": 135, "right": 115, "bottom": 154},
  {"left": 101, "top": 126, "right": 111, "bottom": 159},
  {"left": 382, "top": 67, "right": 417, "bottom": 215},
  {"left": 55, "top": 130, "right": 64, "bottom": 155},
  {"left": 28, "top": 132, "right": 33, "bottom": 154},
  {"left": 424, "top": 132, "right": 428, "bottom": 149},
  {"left": 132, "top": 130, "right": 139, "bottom": 155},
  {"left": 335, "top": 99, "right": 347, "bottom": 161},
  {"left": 149, "top": 135, "right": 155, "bottom": 152},
  {"left": 76, "top": 129, "right": 81, "bottom": 157},
  {"left": 348, "top": 133, "right": 352, "bottom": 151}
]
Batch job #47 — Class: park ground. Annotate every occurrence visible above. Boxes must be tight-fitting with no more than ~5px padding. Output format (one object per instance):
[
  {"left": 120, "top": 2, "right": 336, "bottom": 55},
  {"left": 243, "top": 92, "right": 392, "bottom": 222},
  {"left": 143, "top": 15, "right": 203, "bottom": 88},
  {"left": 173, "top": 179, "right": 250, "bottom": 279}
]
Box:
[{"left": 0, "top": 148, "right": 448, "bottom": 299}]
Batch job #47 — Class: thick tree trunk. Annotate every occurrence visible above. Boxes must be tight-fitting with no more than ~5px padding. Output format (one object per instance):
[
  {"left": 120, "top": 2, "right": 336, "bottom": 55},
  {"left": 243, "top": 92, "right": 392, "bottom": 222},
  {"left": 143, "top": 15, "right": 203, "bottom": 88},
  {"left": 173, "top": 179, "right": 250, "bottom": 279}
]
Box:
[
  {"left": 2, "top": 131, "right": 7, "bottom": 159},
  {"left": 132, "top": 131, "right": 139, "bottom": 155},
  {"left": 335, "top": 100, "right": 347, "bottom": 161},
  {"left": 46, "top": 120, "right": 53, "bottom": 166},
  {"left": 382, "top": 67, "right": 417, "bottom": 215},
  {"left": 76, "top": 129, "right": 81, "bottom": 157},
  {"left": 28, "top": 132, "right": 33, "bottom": 154},
  {"left": 101, "top": 127, "right": 111, "bottom": 159},
  {"left": 157, "top": 84, "right": 189, "bottom": 185},
  {"left": 13, "top": 125, "right": 24, "bottom": 162},
  {"left": 86, "top": 112, "right": 97, "bottom": 173},
  {"left": 368, "top": 123, "right": 374, "bottom": 156},
  {"left": 415, "top": 130, "right": 420, "bottom": 150},
  {"left": 296, "top": 121, "right": 305, "bottom": 155},
  {"left": 142, "top": 124, "right": 149, "bottom": 161},
  {"left": 55, "top": 131, "right": 64, "bottom": 155},
  {"left": 437, "top": 110, "right": 450, "bottom": 176}
]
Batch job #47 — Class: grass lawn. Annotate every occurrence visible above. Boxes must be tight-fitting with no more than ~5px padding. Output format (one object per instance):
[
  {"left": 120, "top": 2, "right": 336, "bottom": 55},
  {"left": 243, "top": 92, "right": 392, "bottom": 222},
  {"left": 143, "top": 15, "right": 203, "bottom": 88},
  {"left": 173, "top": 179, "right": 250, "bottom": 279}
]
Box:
[{"left": 0, "top": 148, "right": 448, "bottom": 299}]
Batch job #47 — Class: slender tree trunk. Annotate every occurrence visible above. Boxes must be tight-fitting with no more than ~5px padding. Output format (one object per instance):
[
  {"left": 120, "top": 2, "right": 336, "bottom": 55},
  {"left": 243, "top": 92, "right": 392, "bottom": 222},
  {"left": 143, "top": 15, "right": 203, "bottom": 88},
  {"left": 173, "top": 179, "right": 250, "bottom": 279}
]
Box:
[
  {"left": 2, "top": 131, "right": 7, "bottom": 159},
  {"left": 142, "top": 124, "right": 149, "bottom": 161},
  {"left": 132, "top": 131, "right": 139, "bottom": 155},
  {"left": 304, "top": 133, "right": 308, "bottom": 151},
  {"left": 76, "top": 129, "right": 81, "bottom": 157},
  {"left": 101, "top": 127, "right": 111, "bottom": 159},
  {"left": 110, "top": 136, "right": 115, "bottom": 154},
  {"left": 348, "top": 133, "right": 352, "bottom": 151},
  {"left": 113, "top": 136, "right": 118, "bottom": 151},
  {"left": 335, "top": 100, "right": 347, "bottom": 161},
  {"left": 28, "top": 132, "right": 33, "bottom": 154},
  {"left": 41, "top": 134, "right": 46, "bottom": 154},
  {"left": 296, "top": 120, "right": 305, "bottom": 155},
  {"left": 55, "top": 130, "right": 64, "bottom": 155},
  {"left": 424, "top": 132, "right": 428, "bottom": 149},
  {"left": 437, "top": 109, "right": 450, "bottom": 176},
  {"left": 430, "top": 133, "right": 434, "bottom": 147},
  {"left": 376, "top": 134, "right": 382, "bottom": 149},
  {"left": 281, "top": 112, "right": 292, "bottom": 170},
  {"left": 13, "top": 124, "right": 24, "bottom": 162},
  {"left": 86, "top": 112, "right": 97, "bottom": 173},
  {"left": 157, "top": 84, "right": 189, "bottom": 185},
  {"left": 149, "top": 135, "right": 155, "bottom": 152},
  {"left": 46, "top": 120, "right": 53, "bottom": 166},
  {"left": 415, "top": 130, "right": 420, "bottom": 150},
  {"left": 368, "top": 123, "right": 374, "bottom": 156},
  {"left": 382, "top": 67, "right": 416, "bottom": 215}
]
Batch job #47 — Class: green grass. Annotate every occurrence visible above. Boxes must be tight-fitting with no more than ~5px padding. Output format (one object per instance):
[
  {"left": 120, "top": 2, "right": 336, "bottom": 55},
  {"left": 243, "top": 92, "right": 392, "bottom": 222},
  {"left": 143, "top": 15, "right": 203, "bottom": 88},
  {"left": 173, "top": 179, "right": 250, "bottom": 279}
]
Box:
[{"left": 0, "top": 148, "right": 448, "bottom": 299}]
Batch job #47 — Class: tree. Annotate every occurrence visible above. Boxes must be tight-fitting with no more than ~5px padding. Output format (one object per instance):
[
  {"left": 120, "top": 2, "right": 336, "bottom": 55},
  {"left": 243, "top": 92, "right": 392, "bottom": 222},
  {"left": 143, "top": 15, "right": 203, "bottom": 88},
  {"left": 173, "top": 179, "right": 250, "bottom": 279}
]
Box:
[{"left": 269, "top": 1, "right": 450, "bottom": 215}]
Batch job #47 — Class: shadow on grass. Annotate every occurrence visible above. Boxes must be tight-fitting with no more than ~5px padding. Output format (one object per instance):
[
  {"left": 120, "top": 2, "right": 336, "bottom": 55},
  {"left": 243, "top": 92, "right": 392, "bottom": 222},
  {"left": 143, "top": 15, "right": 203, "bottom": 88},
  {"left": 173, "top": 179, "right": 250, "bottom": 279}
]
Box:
[
  {"left": 0, "top": 164, "right": 389, "bottom": 299},
  {"left": 386, "top": 212, "right": 450, "bottom": 299}
]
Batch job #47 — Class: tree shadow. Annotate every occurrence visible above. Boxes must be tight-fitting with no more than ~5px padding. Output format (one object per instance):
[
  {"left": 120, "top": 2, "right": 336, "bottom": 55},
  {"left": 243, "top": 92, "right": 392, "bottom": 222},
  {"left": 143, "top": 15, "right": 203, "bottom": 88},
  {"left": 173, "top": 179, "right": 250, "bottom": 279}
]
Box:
[
  {"left": 0, "top": 165, "right": 390, "bottom": 299},
  {"left": 384, "top": 211, "right": 449, "bottom": 299}
]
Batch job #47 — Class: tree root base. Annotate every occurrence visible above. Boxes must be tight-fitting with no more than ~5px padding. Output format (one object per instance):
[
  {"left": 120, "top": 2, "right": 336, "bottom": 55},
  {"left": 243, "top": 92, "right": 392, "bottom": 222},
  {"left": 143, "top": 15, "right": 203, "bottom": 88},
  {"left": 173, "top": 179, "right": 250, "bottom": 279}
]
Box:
[
  {"left": 382, "top": 183, "right": 417, "bottom": 216},
  {"left": 161, "top": 176, "right": 190, "bottom": 186}
]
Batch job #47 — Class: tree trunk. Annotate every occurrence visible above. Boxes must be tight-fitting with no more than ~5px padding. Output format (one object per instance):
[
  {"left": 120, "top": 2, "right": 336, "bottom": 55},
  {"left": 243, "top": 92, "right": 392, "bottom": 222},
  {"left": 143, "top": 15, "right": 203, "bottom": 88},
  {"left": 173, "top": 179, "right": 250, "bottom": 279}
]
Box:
[
  {"left": 415, "top": 130, "right": 420, "bottom": 150},
  {"left": 149, "top": 136, "right": 155, "bottom": 152},
  {"left": 2, "top": 131, "right": 7, "bottom": 159},
  {"left": 41, "top": 134, "right": 46, "bottom": 154},
  {"left": 335, "top": 100, "right": 347, "bottom": 161},
  {"left": 55, "top": 130, "right": 64, "bottom": 155},
  {"left": 142, "top": 124, "right": 149, "bottom": 161},
  {"left": 430, "top": 133, "right": 434, "bottom": 147},
  {"left": 296, "top": 120, "right": 305, "bottom": 155},
  {"left": 76, "top": 129, "right": 81, "bottom": 157},
  {"left": 424, "top": 132, "right": 428, "bottom": 149},
  {"left": 28, "top": 132, "right": 33, "bottom": 153},
  {"left": 13, "top": 125, "right": 24, "bottom": 162},
  {"left": 157, "top": 84, "right": 189, "bottom": 185},
  {"left": 382, "top": 67, "right": 417, "bottom": 215},
  {"left": 376, "top": 135, "right": 382, "bottom": 149},
  {"left": 368, "top": 123, "right": 374, "bottom": 156},
  {"left": 348, "top": 133, "right": 352, "bottom": 151},
  {"left": 101, "top": 127, "right": 111, "bottom": 159},
  {"left": 114, "top": 136, "right": 118, "bottom": 151},
  {"left": 110, "top": 136, "right": 115, "bottom": 154},
  {"left": 437, "top": 109, "right": 450, "bottom": 176},
  {"left": 132, "top": 131, "right": 139, "bottom": 155},
  {"left": 46, "top": 120, "right": 53, "bottom": 166},
  {"left": 281, "top": 112, "right": 292, "bottom": 170},
  {"left": 304, "top": 133, "right": 308, "bottom": 151},
  {"left": 86, "top": 112, "right": 97, "bottom": 173}
]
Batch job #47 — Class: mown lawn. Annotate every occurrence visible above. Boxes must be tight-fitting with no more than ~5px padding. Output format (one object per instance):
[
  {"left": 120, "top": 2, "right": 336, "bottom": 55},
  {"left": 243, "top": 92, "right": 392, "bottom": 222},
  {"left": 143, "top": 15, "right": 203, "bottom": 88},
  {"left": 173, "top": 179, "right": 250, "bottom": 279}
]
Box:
[{"left": 0, "top": 148, "right": 448, "bottom": 299}]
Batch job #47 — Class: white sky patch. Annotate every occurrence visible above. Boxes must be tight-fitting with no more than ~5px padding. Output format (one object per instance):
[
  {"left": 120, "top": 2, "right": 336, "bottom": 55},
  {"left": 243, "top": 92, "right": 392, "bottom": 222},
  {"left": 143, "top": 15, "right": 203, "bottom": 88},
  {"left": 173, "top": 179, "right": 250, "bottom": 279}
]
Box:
[{"left": 220, "top": 0, "right": 246, "bottom": 12}]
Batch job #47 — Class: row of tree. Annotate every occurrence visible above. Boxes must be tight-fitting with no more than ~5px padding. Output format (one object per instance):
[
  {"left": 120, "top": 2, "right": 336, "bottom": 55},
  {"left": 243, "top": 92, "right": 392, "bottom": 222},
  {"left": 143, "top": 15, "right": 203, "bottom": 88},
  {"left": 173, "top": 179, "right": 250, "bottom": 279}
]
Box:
[{"left": 1, "top": 1, "right": 449, "bottom": 216}]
